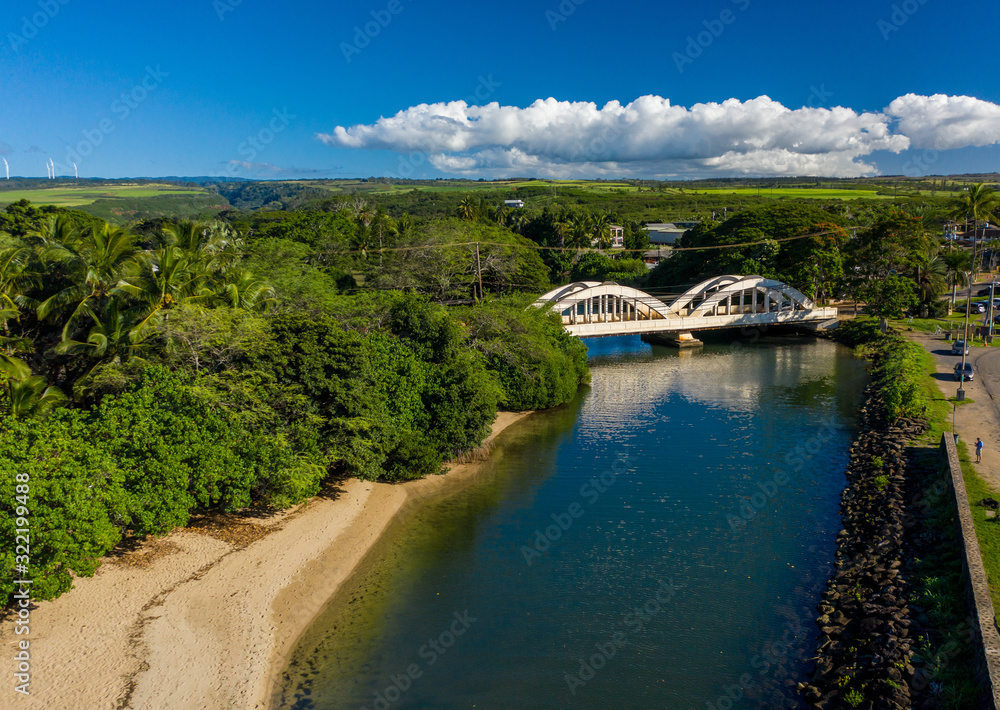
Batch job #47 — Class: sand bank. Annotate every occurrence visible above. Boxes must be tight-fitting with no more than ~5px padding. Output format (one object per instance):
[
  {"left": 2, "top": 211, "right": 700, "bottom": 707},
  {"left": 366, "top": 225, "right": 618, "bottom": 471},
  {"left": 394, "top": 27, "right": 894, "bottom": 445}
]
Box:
[{"left": 1, "top": 411, "right": 532, "bottom": 710}]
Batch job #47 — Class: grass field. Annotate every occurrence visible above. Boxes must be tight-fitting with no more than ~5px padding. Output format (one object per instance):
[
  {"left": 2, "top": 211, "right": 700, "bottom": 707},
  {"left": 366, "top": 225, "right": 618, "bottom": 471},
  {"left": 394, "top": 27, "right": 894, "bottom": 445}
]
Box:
[
  {"left": 290, "top": 180, "right": 906, "bottom": 200},
  {"left": 686, "top": 187, "right": 892, "bottom": 200},
  {"left": 0, "top": 183, "right": 208, "bottom": 208},
  {"left": 293, "top": 179, "right": 645, "bottom": 195}
]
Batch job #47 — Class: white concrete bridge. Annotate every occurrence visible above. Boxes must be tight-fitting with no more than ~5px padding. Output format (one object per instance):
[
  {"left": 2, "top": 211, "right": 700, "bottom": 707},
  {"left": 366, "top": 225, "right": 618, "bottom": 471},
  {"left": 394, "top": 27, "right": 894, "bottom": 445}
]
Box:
[{"left": 533, "top": 275, "right": 838, "bottom": 344}]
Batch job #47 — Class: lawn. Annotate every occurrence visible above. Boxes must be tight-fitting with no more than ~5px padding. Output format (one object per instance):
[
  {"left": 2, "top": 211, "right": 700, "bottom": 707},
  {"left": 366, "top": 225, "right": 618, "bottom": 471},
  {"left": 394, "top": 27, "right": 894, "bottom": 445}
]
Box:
[
  {"left": 912, "top": 341, "right": 1000, "bottom": 610},
  {"left": 686, "top": 187, "right": 892, "bottom": 200},
  {"left": 0, "top": 183, "right": 208, "bottom": 207},
  {"left": 293, "top": 179, "right": 640, "bottom": 195}
]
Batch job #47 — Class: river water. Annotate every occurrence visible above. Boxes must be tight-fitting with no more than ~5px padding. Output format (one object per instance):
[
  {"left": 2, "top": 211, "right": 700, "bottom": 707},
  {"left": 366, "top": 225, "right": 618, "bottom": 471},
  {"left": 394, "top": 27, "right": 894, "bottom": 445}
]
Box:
[{"left": 276, "top": 334, "right": 868, "bottom": 710}]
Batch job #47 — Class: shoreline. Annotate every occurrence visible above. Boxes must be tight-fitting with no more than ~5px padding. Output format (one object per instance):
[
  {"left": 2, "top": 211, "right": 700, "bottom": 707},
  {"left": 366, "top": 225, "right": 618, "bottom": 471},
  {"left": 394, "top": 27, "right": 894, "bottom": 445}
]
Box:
[{"left": 1, "top": 411, "right": 533, "bottom": 710}]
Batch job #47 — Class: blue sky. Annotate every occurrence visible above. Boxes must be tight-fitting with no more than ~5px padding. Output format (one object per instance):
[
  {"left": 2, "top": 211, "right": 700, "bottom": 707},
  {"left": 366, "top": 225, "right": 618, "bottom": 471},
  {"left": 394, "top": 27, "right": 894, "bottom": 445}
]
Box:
[{"left": 2, "top": 0, "right": 998, "bottom": 180}]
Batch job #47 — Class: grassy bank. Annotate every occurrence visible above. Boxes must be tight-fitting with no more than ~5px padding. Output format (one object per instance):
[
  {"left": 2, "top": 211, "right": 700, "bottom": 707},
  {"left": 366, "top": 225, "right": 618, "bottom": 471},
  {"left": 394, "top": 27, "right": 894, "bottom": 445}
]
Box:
[
  {"left": 836, "top": 318, "right": 981, "bottom": 706},
  {"left": 889, "top": 321, "right": 1000, "bottom": 610}
]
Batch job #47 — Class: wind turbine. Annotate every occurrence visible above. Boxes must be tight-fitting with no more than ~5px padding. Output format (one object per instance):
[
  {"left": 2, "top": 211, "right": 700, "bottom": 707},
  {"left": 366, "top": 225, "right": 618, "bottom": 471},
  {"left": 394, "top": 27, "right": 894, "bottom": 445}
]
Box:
[
  {"left": 49, "top": 158, "right": 55, "bottom": 179},
  {"left": 73, "top": 163, "right": 78, "bottom": 179},
  {"left": 2, "top": 158, "right": 8, "bottom": 180}
]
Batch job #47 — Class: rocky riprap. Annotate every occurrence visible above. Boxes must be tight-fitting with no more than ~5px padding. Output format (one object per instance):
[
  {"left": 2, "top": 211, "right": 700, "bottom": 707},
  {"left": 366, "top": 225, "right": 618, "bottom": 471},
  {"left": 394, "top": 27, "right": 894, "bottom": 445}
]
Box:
[{"left": 798, "top": 387, "right": 927, "bottom": 710}]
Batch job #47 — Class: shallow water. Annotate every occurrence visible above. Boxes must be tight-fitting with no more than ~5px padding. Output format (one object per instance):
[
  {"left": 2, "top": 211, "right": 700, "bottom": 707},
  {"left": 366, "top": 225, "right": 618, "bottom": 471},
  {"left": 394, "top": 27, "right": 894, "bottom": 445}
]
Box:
[{"left": 277, "top": 334, "right": 868, "bottom": 710}]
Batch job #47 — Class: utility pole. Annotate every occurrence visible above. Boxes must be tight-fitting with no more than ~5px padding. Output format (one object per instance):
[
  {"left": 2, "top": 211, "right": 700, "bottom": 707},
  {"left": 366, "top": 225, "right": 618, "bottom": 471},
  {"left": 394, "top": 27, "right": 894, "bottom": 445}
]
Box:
[
  {"left": 475, "top": 242, "right": 484, "bottom": 302},
  {"left": 990, "top": 281, "right": 996, "bottom": 344},
  {"left": 959, "top": 271, "right": 972, "bottom": 400},
  {"left": 973, "top": 218, "right": 981, "bottom": 282}
]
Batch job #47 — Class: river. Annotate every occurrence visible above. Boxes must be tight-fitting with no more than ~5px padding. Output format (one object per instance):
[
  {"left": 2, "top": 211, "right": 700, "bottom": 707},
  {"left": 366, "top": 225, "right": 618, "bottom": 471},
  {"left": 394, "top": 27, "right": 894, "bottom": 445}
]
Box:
[{"left": 276, "top": 333, "right": 868, "bottom": 710}]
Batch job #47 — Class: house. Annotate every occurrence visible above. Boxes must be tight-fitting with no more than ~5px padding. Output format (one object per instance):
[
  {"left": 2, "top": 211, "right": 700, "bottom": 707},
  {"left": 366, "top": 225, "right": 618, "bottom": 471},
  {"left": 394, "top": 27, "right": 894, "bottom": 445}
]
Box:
[
  {"left": 642, "top": 247, "right": 671, "bottom": 267},
  {"left": 645, "top": 223, "right": 687, "bottom": 245},
  {"left": 592, "top": 225, "right": 625, "bottom": 248},
  {"left": 504, "top": 199, "right": 525, "bottom": 208}
]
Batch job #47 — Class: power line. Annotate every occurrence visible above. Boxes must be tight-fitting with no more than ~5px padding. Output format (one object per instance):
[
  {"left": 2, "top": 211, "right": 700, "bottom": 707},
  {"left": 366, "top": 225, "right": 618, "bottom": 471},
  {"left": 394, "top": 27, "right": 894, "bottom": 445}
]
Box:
[{"left": 294, "top": 228, "right": 844, "bottom": 258}]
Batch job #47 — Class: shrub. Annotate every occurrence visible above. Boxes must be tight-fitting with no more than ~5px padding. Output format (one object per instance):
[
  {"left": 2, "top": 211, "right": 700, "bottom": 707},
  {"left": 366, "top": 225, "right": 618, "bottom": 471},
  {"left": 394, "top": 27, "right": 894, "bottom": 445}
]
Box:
[
  {"left": 457, "top": 297, "right": 590, "bottom": 411},
  {"left": 0, "top": 413, "right": 125, "bottom": 602}
]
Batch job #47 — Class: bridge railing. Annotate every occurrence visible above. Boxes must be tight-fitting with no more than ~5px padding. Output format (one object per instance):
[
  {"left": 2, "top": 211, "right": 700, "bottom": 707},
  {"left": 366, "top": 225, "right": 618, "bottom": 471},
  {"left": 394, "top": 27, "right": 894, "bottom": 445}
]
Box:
[{"left": 533, "top": 276, "right": 836, "bottom": 336}]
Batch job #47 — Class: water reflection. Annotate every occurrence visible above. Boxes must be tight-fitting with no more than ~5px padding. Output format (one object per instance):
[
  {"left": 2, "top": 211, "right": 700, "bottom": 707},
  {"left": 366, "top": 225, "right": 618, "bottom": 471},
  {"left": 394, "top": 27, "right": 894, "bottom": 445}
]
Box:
[{"left": 278, "top": 335, "right": 867, "bottom": 710}]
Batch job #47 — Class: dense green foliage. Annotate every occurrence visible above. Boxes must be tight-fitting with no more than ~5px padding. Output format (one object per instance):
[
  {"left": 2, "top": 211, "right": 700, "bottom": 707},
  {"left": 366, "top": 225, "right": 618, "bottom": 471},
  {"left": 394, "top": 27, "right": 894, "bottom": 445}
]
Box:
[
  {"left": 456, "top": 297, "right": 590, "bottom": 411},
  {"left": 0, "top": 199, "right": 590, "bottom": 605},
  {"left": 647, "top": 203, "right": 849, "bottom": 298},
  {"left": 3, "top": 176, "right": 986, "bottom": 607},
  {"left": 839, "top": 318, "right": 931, "bottom": 421}
]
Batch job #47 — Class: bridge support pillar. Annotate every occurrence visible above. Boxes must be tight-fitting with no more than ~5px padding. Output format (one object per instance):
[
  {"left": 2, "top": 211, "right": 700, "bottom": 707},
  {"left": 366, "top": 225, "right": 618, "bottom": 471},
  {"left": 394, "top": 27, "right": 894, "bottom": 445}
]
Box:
[{"left": 641, "top": 331, "right": 703, "bottom": 349}]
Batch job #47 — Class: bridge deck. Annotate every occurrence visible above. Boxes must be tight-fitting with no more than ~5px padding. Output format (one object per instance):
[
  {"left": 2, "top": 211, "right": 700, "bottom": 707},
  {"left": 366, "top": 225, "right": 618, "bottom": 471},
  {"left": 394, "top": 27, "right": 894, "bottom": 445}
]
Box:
[
  {"left": 534, "top": 276, "right": 838, "bottom": 339},
  {"left": 564, "top": 308, "right": 839, "bottom": 337}
]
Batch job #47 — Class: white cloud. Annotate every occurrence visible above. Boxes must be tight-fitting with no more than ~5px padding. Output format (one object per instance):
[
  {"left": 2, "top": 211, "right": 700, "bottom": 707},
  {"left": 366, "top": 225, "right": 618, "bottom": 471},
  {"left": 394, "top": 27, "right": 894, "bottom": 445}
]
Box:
[
  {"left": 318, "top": 93, "right": 1000, "bottom": 178},
  {"left": 885, "top": 93, "right": 1000, "bottom": 150}
]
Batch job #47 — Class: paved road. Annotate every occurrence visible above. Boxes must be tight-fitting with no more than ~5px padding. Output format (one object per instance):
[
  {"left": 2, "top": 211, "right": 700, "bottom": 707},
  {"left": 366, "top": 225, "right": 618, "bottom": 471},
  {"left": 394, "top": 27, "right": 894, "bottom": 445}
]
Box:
[{"left": 912, "top": 330, "right": 1000, "bottom": 492}]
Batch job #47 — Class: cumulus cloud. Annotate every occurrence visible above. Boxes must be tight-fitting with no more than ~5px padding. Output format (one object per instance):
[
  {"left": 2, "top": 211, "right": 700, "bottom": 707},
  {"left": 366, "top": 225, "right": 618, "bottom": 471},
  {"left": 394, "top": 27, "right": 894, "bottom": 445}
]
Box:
[
  {"left": 317, "top": 93, "right": 1000, "bottom": 178},
  {"left": 885, "top": 93, "right": 1000, "bottom": 150}
]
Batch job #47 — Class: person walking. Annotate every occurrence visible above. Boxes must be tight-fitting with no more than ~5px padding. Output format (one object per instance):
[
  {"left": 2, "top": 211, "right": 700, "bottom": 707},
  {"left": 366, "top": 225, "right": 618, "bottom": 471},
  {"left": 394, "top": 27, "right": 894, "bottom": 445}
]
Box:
[{"left": 976, "top": 437, "right": 984, "bottom": 463}]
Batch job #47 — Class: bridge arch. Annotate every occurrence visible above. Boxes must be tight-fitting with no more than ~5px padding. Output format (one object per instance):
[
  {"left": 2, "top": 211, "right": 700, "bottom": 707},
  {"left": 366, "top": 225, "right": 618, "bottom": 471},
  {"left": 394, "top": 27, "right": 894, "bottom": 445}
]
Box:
[
  {"left": 535, "top": 280, "right": 677, "bottom": 326},
  {"left": 532, "top": 275, "right": 836, "bottom": 337},
  {"left": 671, "top": 276, "right": 816, "bottom": 317}
]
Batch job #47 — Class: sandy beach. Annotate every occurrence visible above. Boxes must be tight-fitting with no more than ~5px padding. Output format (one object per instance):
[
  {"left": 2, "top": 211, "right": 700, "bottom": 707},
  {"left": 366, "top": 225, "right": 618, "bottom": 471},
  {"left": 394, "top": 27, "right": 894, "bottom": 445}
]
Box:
[{"left": 1, "top": 411, "right": 532, "bottom": 710}]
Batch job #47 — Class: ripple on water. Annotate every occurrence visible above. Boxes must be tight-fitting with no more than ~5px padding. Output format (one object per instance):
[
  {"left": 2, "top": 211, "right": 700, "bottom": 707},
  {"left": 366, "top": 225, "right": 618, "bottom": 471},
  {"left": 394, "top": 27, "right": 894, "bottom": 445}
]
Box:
[{"left": 278, "top": 334, "right": 867, "bottom": 710}]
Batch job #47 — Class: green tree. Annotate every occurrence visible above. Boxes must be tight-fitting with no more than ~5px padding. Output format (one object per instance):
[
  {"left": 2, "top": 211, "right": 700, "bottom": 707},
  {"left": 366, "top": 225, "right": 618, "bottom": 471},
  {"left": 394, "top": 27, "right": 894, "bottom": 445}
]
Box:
[
  {"left": 458, "top": 196, "right": 479, "bottom": 221},
  {"left": 590, "top": 212, "right": 612, "bottom": 249},
  {"left": 0, "top": 412, "right": 125, "bottom": 603},
  {"left": 35, "top": 221, "right": 140, "bottom": 339},
  {"left": 943, "top": 249, "right": 972, "bottom": 311},
  {"left": 3, "top": 373, "right": 67, "bottom": 419},
  {"left": 860, "top": 274, "right": 918, "bottom": 320},
  {"left": 951, "top": 183, "right": 999, "bottom": 278}
]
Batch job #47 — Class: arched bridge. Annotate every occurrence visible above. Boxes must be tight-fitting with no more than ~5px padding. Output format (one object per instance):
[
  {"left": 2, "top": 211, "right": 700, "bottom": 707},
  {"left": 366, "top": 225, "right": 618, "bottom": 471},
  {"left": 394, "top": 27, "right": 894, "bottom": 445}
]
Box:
[{"left": 533, "top": 275, "right": 839, "bottom": 343}]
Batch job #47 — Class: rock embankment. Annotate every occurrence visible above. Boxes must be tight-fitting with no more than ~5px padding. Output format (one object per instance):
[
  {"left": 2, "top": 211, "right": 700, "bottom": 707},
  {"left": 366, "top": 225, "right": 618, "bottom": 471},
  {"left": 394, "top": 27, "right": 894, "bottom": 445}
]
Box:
[{"left": 799, "top": 387, "right": 926, "bottom": 709}]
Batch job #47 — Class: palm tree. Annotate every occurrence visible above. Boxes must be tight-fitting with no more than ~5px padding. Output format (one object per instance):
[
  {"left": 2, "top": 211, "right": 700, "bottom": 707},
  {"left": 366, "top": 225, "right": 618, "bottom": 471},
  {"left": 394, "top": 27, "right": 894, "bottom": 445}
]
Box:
[
  {"left": 0, "top": 353, "right": 30, "bottom": 381},
  {"left": 951, "top": 183, "right": 1000, "bottom": 278},
  {"left": 5, "top": 374, "right": 67, "bottom": 419},
  {"left": 914, "top": 249, "right": 947, "bottom": 314},
  {"left": 0, "top": 240, "right": 36, "bottom": 316},
  {"left": 214, "top": 269, "right": 276, "bottom": 311},
  {"left": 352, "top": 221, "right": 373, "bottom": 258},
  {"left": 55, "top": 299, "right": 142, "bottom": 363},
  {"left": 590, "top": 212, "right": 612, "bottom": 250},
  {"left": 124, "top": 245, "right": 208, "bottom": 342},
  {"left": 0, "top": 240, "right": 37, "bottom": 363},
  {"left": 569, "top": 215, "right": 590, "bottom": 249},
  {"left": 370, "top": 206, "right": 397, "bottom": 258},
  {"left": 943, "top": 249, "right": 972, "bottom": 311},
  {"left": 396, "top": 213, "right": 415, "bottom": 241},
  {"left": 458, "top": 197, "right": 479, "bottom": 221},
  {"left": 35, "top": 221, "right": 140, "bottom": 340},
  {"left": 357, "top": 204, "right": 376, "bottom": 229},
  {"left": 492, "top": 202, "right": 507, "bottom": 227},
  {"left": 554, "top": 220, "right": 569, "bottom": 249}
]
